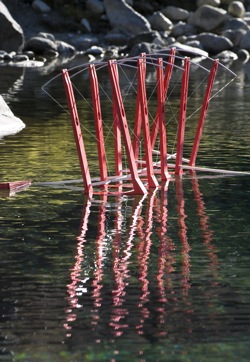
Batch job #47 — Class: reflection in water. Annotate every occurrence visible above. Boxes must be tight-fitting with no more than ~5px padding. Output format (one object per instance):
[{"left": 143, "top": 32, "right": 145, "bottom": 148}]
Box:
[{"left": 64, "top": 176, "right": 219, "bottom": 356}]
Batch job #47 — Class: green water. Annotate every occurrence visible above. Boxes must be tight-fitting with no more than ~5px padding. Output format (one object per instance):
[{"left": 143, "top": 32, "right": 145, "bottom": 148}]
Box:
[{"left": 0, "top": 59, "right": 250, "bottom": 361}]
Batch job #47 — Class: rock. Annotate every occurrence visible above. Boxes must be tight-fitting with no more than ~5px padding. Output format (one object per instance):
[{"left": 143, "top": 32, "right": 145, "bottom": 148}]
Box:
[
  {"left": 103, "top": 0, "right": 151, "bottom": 35},
  {"left": 215, "top": 49, "right": 238, "bottom": 62},
  {"left": 25, "top": 36, "right": 57, "bottom": 55},
  {"left": 168, "top": 41, "right": 209, "bottom": 58},
  {"left": 0, "top": 95, "right": 25, "bottom": 138},
  {"left": 189, "top": 5, "right": 229, "bottom": 32},
  {"left": 223, "top": 17, "right": 250, "bottom": 31},
  {"left": 228, "top": 1, "right": 246, "bottom": 17},
  {"left": 161, "top": 6, "right": 190, "bottom": 22},
  {"left": 223, "top": 28, "right": 246, "bottom": 46},
  {"left": 81, "top": 18, "right": 92, "bottom": 33},
  {"left": 86, "top": 0, "right": 105, "bottom": 15},
  {"left": 129, "top": 42, "right": 161, "bottom": 57},
  {"left": 148, "top": 11, "right": 173, "bottom": 32},
  {"left": 171, "top": 22, "right": 197, "bottom": 38},
  {"left": 105, "top": 30, "right": 128, "bottom": 46},
  {"left": 69, "top": 34, "right": 99, "bottom": 51},
  {"left": 55, "top": 40, "right": 76, "bottom": 55},
  {"left": 32, "top": 0, "right": 51, "bottom": 13},
  {"left": 195, "top": 33, "right": 233, "bottom": 54},
  {"left": 0, "top": 2, "right": 24, "bottom": 52},
  {"left": 197, "top": 0, "right": 221, "bottom": 7},
  {"left": 237, "top": 48, "right": 250, "bottom": 62},
  {"left": 127, "top": 31, "right": 164, "bottom": 49},
  {"left": 24, "top": 33, "right": 75, "bottom": 56},
  {"left": 240, "top": 29, "right": 250, "bottom": 50}
]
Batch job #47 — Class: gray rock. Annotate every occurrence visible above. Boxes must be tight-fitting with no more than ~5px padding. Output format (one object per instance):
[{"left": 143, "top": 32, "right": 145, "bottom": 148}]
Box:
[
  {"left": 228, "top": 1, "right": 246, "bottom": 17},
  {"left": 148, "top": 11, "right": 173, "bottom": 32},
  {"left": 103, "top": 0, "right": 151, "bottom": 35},
  {"left": 56, "top": 40, "right": 76, "bottom": 55},
  {"left": 0, "top": 95, "right": 25, "bottom": 138},
  {"left": 190, "top": 5, "right": 229, "bottom": 31},
  {"left": 223, "top": 28, "right": 246, "bottom": 45},
  {"left": 129, "top": 42, "right": 160, "bottom": 57},
  {"left": 127, "top": 31, "right": 164, "bottom": 49},
  {"left": 171, "top": 22, "right": 197, "bottom": 38},
  {"left": 86, "top": 0, "right": 105, "bottom": 15},
  {"left": 32, "top": 0, "right": 51, "bottom": 13},
  {"left": 197, "top": 0, "right": 221, "bottom": 7},
  {"left": 195, "top": 33, "right": 233, "bottom": 54},
  {"left": 215, "top": 49, "right": 238, "bottom": 62},
  {"left": 25, "top": 36, "right": 57, "bottom": 55},
  {"left": 105, "top": 30, "right": 128, "bottom": 46},
  {"left": 223, "top": 17, "right": 250, "bottom": 31},
  {"left": 161, "top": 6, "right": 190, "bottom": 22},
  {"left": 70, "top": 34, "right": 99, "bottom": 51},
  {"left": 0, "top": 2, "right": 24, "bottom": 52},
  {"left": 81, "top": 18, "right": 92, "bottom": 33},
  {"left": 240, "top": 29, "right": 250, "bottom": 49},
  {"left": 237, "top": 48, "right": 250, "bottom": 62}
]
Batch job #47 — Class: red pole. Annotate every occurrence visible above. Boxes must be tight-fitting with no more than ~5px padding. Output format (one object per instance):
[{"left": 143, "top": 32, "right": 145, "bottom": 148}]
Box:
[
  {"left": 175, "top": 57, "right": 190, "bottom": 175},
  {"left": 150, "top": 47, "right": 176, "bottom": 149},
  {"left": 157, "top": 58, "right": 169, "bottom": 181},
  {"left": 89, "top": 64, "right": 108, "bottom": 182},
  {"left": 62, "top": 69, "right": 93, "bottom": 194},
  {"left": 112, "top": 64, "right": 123, "bottom": 176},
  {"left": 189, "top": 59, "right": 219, "bottom": 166},
  {"left": 108, "top": 60, "right": 147, "bottom": 195},
  {"left": 137, "top": 57, "right": 159, "bottom": 188}
]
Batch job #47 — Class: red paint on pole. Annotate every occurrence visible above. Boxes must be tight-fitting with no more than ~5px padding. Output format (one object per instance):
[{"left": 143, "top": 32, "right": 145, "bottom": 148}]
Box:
[
  {"left": 137, "top": 58, "right": 158, "bottom": 188},
  {"left": 157, "top": 58, "right": 169, "bottom": 181},
  {"left": 150, "top": 47, "right": 176, "bottom": 149},
  {"left": 189, "top": 59, "right": 219, "bottom": 166},
  {"left": 89, "top": 64, "right": 108, "bottom": 182},
  {"left": 108, "top": 60, "right": 147, "bottom": 195},
  {"left": 62, "top": 69, "right": 93, "bottom": 194},
  {"left": 175, "top": 58, "right": 190, "bottom": 175}
]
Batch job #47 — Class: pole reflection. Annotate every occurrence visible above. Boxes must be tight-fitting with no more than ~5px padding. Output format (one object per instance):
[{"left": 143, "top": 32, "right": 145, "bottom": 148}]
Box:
[{"left": 64, "top": 177, "right": 219, "bottom": 355}]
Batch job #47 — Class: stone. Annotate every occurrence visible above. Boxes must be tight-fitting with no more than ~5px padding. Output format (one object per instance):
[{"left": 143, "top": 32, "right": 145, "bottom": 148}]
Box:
[
  {"left": 0, "top": 2, "right": 24, "bottom": 52},
  {"left": 190, "top": 5, "right": 229, "bottom": 32},
  {"left": 195, "top": 33, "right": 233, "bottom": 54},
  {"left": 197, "top": 0, "right": 221, "bottom": 7},
  {"left": 240, "top": 29, "right": 250, "bottom": 49},
  {"left": 148, "top": 12, "right": 173, "bottom": 32},
  {"left": 237, "top": 48, "right": 250, "bottom": 62},
  {"left": 223, "top": 17, "right": 250, "bottom": 31},
  {"left": 0, "top": 95, "right": 25, "bottom": 138},
  {"left": 32, "top": 0, "right": 51, "bottom": 13},
  {"left": 161, "top": 6, "right": 190, "bottom": 22},
  {"left": 228, "top": 1, "right": 246, "bottom": 17},
  {"left": 25, "top": 36, "right": 57, "bottom": 55},
  {"left": 127, "top": 31, "right": 164, "bottom": 49},
  {"left": 223, "top": 28, "right": 246, "bottom": 46},
  {"left": 86, "top": 0, "right": 105, "bottom": 15},
  {"left": 55, "top": 40, "right": 76, "bottom": 55},
  {"left": 171, "top": 22, "right": 197, "bottom": 38},
  {"left": 104, "top": 0, "right": 151, "bottom": 35}
]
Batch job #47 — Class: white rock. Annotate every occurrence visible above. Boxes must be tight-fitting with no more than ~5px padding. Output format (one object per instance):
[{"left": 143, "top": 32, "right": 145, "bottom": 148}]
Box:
[{"left": 0, "top": 96, "right": 25, "bottom": 138}]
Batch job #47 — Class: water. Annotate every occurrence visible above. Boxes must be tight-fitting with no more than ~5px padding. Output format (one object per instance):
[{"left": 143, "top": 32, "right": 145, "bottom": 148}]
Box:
[{"left": 0, "top": 57, "right": 250, "bottom": 361}]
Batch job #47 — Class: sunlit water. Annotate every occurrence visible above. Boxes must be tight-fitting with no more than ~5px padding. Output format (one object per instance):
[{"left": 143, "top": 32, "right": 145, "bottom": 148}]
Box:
[{"left": 0, "top": 57, "right": 250, "bottom": 361}]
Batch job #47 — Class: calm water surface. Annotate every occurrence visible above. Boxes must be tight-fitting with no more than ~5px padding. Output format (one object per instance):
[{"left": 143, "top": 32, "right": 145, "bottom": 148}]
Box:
[{"left": 0, "top": 58, "right": 250, "bottom": 361}]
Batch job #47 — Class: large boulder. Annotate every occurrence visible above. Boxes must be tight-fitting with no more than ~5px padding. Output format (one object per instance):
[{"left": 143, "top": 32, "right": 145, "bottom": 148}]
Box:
[
  {"left": 189, "top": 5, "right": 229, "bottom": 32},
  {"left": 0, "top": 95, "right": 25, "bottom": 138},
  {"left": 103, "top": 0, "right": 151, "bottom": 35},
  {"left": 0, "top": 2, "right": 24, "bottom": 52}
]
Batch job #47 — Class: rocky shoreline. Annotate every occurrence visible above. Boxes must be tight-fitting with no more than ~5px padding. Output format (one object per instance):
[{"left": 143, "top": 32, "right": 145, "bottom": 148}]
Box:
[{"left": 0, "top": 0, "right": 250, "bottom": 67}]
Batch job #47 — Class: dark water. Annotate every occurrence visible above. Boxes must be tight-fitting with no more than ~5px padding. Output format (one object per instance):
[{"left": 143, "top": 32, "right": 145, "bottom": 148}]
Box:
[{"left": 0, "top": 57, "right": 250, "bottom": 361}]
